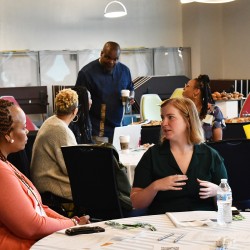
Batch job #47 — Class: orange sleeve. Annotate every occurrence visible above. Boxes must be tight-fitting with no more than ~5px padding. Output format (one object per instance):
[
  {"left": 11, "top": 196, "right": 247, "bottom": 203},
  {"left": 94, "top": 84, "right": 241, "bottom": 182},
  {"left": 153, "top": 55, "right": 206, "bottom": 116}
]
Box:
[{"left": 0, "top": 162, "right": 74, "bottom": 240}]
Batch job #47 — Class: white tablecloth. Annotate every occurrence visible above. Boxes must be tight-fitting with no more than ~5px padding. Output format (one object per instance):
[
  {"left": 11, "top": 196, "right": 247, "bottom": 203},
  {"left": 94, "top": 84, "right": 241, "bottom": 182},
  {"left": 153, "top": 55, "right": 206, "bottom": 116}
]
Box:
[{"left": 31, "top": 212, "right": 250, "bottom": 250}]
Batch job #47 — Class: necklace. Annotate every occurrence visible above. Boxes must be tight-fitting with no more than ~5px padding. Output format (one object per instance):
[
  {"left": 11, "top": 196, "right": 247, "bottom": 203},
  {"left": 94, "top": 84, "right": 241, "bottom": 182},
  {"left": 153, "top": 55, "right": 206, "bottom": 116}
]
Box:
[{"left": 0, "top": 150, "right": 46, "bottom": 216}]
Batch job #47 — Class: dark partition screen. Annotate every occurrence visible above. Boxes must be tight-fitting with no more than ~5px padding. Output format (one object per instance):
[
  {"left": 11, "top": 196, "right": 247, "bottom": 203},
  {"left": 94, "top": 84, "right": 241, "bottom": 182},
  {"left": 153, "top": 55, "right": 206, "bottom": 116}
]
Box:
[
  {"left": 0, "top": 86, "right": 48, "bottom": 114},
  {"left": 133, "top": 75, "right": 189, "bottom": 113}
]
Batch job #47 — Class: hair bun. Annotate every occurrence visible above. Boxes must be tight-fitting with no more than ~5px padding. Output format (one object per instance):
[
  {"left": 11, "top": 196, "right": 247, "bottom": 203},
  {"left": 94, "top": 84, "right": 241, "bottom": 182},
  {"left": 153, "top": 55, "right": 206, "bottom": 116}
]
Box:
[{"left": 198, "top": 74, "right": 210, "bottom": 84}]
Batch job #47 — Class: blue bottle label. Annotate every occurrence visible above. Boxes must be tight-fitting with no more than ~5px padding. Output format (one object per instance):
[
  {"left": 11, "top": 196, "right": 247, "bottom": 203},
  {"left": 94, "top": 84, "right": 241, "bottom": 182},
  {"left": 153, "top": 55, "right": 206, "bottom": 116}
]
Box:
[{"left": 217, "top": 193, "right": 232, "bottom": 201}]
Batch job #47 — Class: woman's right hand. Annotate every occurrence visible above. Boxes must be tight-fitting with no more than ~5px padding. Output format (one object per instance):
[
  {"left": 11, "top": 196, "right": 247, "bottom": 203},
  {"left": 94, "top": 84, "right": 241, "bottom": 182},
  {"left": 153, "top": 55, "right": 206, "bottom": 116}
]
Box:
[
  {"left": 155, "top": 174, "right": 188, "bottom": 191},
  {"left": 131, "top": 174, "right": 188, "bottom": 209},
  {"left": 78, "top": 215, "right": 90, "bottom": 225}
]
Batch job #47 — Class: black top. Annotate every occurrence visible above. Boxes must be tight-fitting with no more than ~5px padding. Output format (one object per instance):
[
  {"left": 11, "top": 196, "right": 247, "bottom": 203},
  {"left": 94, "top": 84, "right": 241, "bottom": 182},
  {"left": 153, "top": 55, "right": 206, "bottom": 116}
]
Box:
[{"left": 133, "top": 141, "right": 228, "bottom": 214}]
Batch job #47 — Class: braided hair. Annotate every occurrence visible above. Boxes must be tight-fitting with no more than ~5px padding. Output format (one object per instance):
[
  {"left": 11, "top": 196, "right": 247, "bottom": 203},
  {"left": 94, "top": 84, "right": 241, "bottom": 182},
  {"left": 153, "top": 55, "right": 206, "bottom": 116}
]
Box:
[
  {"left": 194, "top": 74, "right": 214, "bottom": 120},
  {"left": 69, "top": 86, "right": 93, "bottom": 143},
  {"left": 0, "top": 99, "right": 14, "bottom": 137}
]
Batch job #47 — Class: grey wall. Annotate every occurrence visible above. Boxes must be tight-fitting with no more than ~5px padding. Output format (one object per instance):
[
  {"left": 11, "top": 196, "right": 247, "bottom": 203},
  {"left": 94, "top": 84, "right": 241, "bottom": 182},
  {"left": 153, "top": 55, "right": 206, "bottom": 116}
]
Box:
[
  {"left": 0, "top": 0, "right": 182, "bottom": 50},
  {"left": 1, "top": 0, "right": 250, "bottom": 79},
  {"left": 183, "top": 0, "right": 250, "bottom": 79}
]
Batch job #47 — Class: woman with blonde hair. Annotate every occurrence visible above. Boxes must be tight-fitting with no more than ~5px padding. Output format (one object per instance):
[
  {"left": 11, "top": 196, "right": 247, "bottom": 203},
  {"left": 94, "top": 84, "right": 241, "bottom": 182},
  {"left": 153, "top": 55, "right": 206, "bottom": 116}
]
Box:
[
  {"left": 31, "top": 88, "right": 79, "bottom": 204},
  {"left": 131, "top": 97, "right": 227, "bottom": 215}
]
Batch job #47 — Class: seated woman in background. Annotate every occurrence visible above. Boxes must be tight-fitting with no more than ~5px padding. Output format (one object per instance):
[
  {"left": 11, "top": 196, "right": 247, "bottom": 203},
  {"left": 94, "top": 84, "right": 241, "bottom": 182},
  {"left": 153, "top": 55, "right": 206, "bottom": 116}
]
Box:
[
  {"left": 0, "top": 99, "right": 89, "bottom": 250},
  {"left": 131, "top": 97, "right": 227, "bottom": 215},
  {"left": 69, "top": 86, "right": 93, "bottom": 144},
  {"left": 31, "top": 89, "right": 78, "bottom": 202},
  {"left": 182, "top": 74, "right": 226, "bottom": 141}
]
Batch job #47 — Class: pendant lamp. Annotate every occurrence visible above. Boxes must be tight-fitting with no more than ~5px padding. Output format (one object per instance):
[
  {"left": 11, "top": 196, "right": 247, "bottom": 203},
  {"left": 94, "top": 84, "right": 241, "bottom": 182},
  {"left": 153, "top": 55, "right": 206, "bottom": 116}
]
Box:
[
  {"left": 104, "top": 1, "right": 127, "bottom": 18},
  {"left": 181, "top": 0, "right": 235, "bottom": 3}
]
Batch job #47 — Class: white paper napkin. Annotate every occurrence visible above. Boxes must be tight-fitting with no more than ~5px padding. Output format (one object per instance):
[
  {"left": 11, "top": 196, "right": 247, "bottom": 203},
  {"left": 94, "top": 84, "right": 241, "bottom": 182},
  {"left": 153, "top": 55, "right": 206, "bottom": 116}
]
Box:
[{"left": 166, "top": 211, "right": 217, "bottom": 228}]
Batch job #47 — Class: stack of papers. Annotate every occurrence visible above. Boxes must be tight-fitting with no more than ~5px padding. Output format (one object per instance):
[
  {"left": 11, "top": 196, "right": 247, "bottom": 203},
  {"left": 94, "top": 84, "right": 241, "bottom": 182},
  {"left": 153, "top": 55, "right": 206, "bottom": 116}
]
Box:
[{"left": 166, "top": 211, "right": 217, "bottom": 227}]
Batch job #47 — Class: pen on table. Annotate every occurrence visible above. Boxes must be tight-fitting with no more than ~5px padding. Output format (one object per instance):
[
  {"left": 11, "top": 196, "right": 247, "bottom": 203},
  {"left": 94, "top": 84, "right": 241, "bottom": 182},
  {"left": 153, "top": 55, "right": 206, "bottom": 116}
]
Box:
[
  {"left": 173, "top": 233, "right": 185, "bottom": 243},
  {"left": 157, "top": 232, "right": 174, "bottom": 241}
]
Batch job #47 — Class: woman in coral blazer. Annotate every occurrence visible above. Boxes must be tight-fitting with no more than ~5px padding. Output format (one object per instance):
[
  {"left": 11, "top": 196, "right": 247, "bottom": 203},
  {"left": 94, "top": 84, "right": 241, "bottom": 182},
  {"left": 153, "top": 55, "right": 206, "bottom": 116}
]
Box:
[{"left": 0, "top": 97, "right": 89, "bottom": 250}]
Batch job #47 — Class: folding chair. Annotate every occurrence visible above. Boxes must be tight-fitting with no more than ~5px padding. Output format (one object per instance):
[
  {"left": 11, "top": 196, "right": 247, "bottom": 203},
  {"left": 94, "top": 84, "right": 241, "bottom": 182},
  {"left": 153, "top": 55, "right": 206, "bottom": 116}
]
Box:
[{"left": 170, "top": 88, "right": 184, "bottom": 99}]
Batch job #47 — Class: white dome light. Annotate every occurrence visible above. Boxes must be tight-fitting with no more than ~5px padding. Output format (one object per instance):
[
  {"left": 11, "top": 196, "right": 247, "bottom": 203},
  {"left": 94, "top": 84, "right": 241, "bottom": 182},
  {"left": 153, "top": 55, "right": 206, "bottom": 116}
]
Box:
[
  {"left": 104, "top": 1, "right": 127, "bottom": 18},
  {"left": 181, "top": 0, "right": 235, "bottom": 3}
]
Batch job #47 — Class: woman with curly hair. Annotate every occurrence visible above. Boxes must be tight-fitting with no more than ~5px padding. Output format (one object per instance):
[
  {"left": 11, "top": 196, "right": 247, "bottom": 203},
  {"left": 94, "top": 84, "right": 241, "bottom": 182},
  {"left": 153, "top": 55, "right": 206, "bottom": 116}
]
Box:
[
  {"left": 31, "top": 89, "right": 79, "bottom": 202},
  {"left": 182, "top": 74, "right": 226, "bottom": 141}
]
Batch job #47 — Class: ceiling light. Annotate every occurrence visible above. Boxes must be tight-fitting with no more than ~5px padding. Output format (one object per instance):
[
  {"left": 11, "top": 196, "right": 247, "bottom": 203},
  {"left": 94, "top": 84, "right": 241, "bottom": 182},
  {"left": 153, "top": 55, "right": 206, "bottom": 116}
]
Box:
[
  {"left": 181, "top": 0, "right": 235, "bottom": 3},
  {"left": 104, "top": 1, "right": 127, "bottom": 18},
  {"left": 181, "top": 0, "right": 196, "bottom": 3}
]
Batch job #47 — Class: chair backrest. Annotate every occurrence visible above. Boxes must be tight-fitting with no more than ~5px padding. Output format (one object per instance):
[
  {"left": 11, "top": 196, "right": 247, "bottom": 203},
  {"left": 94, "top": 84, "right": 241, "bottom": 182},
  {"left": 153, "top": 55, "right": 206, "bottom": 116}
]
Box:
[
  {"left": 206, "top": 139, "right": 250, "bottom": 211},
  {"left": 170, "top": 88, "right": 184, "bottom": 99},
  {"left": 7, "top": 130, "right": 38, "bottom": 179},
  {"left": 223, "top": 122, "right": 250, "bottom": 140},
  {"left": 61, "top": 145, "right": 124, "bottom": 220},
  {"left": 239, "top": 93, "right": 250, "bottom": 117},
  {"left": 7, "top": 150, "right": 30, "bottom": 179},
  {"left": 140, "top": 94, "right": 162, "bottom": 121},
  {"left": 141, "top": 125, "right": 161, "bottom": 145}
]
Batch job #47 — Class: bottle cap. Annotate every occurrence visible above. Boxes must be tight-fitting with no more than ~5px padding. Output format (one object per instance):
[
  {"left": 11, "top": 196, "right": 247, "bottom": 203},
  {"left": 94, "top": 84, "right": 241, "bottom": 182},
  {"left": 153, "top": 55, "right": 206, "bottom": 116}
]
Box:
[{"left": 221, "top": 179, "right": 227, "bottom": 183}]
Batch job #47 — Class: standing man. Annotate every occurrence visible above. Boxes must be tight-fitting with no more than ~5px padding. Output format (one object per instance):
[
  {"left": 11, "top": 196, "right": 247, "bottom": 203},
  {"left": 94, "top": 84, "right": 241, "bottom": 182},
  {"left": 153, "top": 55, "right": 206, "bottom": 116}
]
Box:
[{"left": 75, "top": 41, "right": 135, "bottom": 143}]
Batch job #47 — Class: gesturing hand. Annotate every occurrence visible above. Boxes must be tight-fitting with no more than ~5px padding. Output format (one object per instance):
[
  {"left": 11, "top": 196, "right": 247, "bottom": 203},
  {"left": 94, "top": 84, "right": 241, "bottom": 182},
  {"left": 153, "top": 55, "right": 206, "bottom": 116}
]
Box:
[
  {"left": 197, "top": 178, "right": 219, "bottom": 199},
  {"left": 155, "top": 174, "right": 188, "bottom": 191}
]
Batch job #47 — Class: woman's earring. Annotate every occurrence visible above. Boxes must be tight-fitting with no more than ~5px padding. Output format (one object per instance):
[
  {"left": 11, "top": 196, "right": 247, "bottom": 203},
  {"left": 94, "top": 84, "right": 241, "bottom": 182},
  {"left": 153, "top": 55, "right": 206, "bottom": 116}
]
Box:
[
  {"left": 10, "top": 139, "right": 14, "bottom": 143},
  {"left": 73, "top": 114, "right": 79, "bottom": 123}
]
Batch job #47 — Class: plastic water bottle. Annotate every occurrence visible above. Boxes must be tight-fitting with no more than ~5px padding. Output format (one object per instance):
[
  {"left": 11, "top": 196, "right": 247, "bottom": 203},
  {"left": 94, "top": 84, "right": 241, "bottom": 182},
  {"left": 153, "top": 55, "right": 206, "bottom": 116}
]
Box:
[{"left": 217, "top": 179, "right": 232, "bottom": 225}]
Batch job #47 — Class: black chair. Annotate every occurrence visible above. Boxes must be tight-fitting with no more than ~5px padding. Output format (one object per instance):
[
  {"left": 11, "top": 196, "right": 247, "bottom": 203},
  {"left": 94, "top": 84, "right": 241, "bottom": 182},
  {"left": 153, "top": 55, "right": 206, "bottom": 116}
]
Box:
[
  {"left": 223, "top": 122, "right": 250, "bottom": 140},
  {"left": 7, "top": 130, "right": 38, "bottom": 179},
  {"left": 206, "top": 139, "right": 250, "bottom": 211},
  {"left": 61, "top": 145, "right": 124, "bottom": 220},
  {"left": 40, "top": 192, "right": 73, "bottom": 217},
  {"left": 25, "top": 130, "right": 38, "bottom": 165},
  {"left": 141, "top": 125, "right": 161, "bottom": 145},
  {"left": 8, "top": 150, "right": 30, "bottom": 179}
]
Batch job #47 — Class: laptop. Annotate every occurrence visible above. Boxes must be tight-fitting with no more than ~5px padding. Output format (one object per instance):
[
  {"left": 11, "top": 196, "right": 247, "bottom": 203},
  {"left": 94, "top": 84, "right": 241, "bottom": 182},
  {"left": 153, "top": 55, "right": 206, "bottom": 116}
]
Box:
[{"left": 112, "top": 125, "right": 142, "bottom": 151}]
